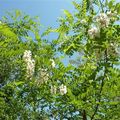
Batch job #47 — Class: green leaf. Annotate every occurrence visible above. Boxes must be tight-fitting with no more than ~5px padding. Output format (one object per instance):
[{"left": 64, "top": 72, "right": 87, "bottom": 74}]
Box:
[
  {"left": 72, "top": 1, "right": 81, "bottom": 10},
  {"left": 41, "top": 27, "right": 52, "bottom": 37},
  {"left": 14, "top": 81, "right": 24, "bottom": 86},
  {"left": 15, "top": 10, "right": 21, "bottom": 18},
  {"left": 63, "top": 10, "right": 73, "bottom": 23}
]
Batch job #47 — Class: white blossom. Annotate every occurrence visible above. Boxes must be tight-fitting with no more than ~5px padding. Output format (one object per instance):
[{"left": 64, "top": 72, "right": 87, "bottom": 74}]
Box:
[
  {"left": 96, "top": 13, "right": 110, "bottom": 27},
  {"left": 50, "top": 59, "right": 55, "bottom": 68},
  {"left": 107, "top": 11, "right": 117, "bottom": 18},
  {"left": 88, "top": 27, "right": 100, "bottom": 38},
  {"left": 114, "top": 11, "right": 117, "bottom": 15},
  {"left": 107, "top": 11, "right": 118, "bottom": 22},
  {"left": 23, "top": 50, "right": 35, "bottom": 79},
  {"left": 39, "top": 68, "right": 49, "bottom": 83},
  {"left": 26, "top": 59, "right": 35, "bottom": 78},
  {"left": 51, "top": 85, "right": 57, "bottom": 94},
  {"left": 81, "top": 19, "right": 87, "bottom": 24},
  {"left": 59, "top": 84, "right": 67, "bottom": 95},
  {"left": 110, "top": 43, "right": 114, "bottom": 47},
  {"left": 23, "top": 50, "right": 32, "bottom": 62},
  {"left": 107, "top": 11, "right": 113, "bottom": 17}
]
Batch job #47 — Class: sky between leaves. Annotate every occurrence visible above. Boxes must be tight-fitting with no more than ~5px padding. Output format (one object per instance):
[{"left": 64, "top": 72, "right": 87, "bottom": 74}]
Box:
[
  {"left": 0, "top": 0, "right": 79, "bottom": 65},
  {"left": 0, "top": 0, "right": 119, "bottom": 65},
  {"left": 0, "top": 0, "right": 119, "bottom": 37},
  {"left": 0, "top": 0, "right": 75, "bottom": 32}
]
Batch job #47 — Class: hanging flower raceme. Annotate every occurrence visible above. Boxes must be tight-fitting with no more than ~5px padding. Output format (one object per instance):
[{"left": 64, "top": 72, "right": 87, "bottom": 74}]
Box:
[
  {"left": 26, "top": 59, "right": 35, "bottom": 78},
  {"left": 40, "top": 68, "right": 49, "bottom": 83},
  {"left": 88, "top": 27, "right": 100, "bottom": 38},
  {"left": 59, "top": 84, "right": 67, "bottom": 95},
  {"left": 50, "top": 59, "right": 56, "bottom": 68},
  {"left": 50, "top": 84, "right": 67, "bottom": 95},
  {"left": 23, "top": 50, "right": 35, "bottom": 79},
  {"left": 107, "top": 11, "right": 113, "bottom": 18},
  {"left": 38, "top": 68, "right": 49, "bottom": 84},
  {"left": 81, "top": 19, "right": 87, "bottom": 24},
  {"left": 96, "top": 13, "right": 110, "bottom": 27},
  {"left": 107, "top": 11, "right": 118, "bottom": 21},
  {"left": 23, "top": 50, "right": 32, "bottom": 62},
  {"left": 50, "top": 85, "right": 57, "bottom": 94}
]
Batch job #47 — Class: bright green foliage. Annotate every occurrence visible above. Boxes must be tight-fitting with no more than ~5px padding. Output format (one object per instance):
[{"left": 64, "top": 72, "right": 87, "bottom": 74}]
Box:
[
  {"left": 0, "top": 0, "right": 120, "bottom": 120},
  {"left": 0, "top": 11, "right": 56, "bottom": 119},
  {"left": 49, "top": 0, "right": 120, "bottom": 120}
]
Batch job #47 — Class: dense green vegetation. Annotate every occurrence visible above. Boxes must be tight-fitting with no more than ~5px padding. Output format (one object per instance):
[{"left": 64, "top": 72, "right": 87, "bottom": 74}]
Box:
[{"left": 0, "top": 0, "right": 120, "bottom": 119}]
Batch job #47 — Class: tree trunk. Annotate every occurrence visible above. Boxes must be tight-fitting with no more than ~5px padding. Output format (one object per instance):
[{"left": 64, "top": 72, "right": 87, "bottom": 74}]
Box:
[{"left": 82, "top": 110, "right": 87, "bottom": 120}]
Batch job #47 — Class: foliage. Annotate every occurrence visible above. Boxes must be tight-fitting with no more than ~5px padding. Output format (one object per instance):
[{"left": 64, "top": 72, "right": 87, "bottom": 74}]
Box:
[
  {"left": 0, "top": 0, "right": 120, "bottom": 120},
  {"left": 49, "top": 0, "right": 120, "bottom": 119}
]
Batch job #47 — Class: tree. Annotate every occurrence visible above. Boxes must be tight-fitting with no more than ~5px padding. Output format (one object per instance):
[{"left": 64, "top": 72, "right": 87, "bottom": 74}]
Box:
[
  {"left": 47, "top": 0, "right": 120, "bottom": 119},
  {"left": 0, "top": 0, "right": 120, "bottom": 120},
  {"left": 0, "top": 10, "right": 57, "bottom": 119}
]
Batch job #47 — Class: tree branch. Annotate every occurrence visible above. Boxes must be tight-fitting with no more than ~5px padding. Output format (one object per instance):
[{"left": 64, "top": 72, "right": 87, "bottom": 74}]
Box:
[
  {"left": 82, "top": 110, "right": 87, "bottom": 120},
  {"left": 91, "top": 49, "right": 108, "bottom": 120},
  {"left": 99, "top": 0, "right": 104, "bottom": 12}
]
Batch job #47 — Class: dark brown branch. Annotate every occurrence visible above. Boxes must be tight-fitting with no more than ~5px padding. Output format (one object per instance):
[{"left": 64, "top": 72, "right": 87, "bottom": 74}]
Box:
[
  {"left": 82, "top": 110, "right": 87, "bottom": 120},
  {"left": 91, "top": 49, "right": 108, "bottom": 120},
  {"left": 91, "top": 78, "right": 104, "bottom": 120}
]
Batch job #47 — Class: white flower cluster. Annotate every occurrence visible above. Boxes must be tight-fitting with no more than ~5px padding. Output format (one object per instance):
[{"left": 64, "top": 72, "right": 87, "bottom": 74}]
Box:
[
  {"left": 96, "top": 11, "right": 117, "bottom": 28},
  {"left": 35, "top": 68, "right": 49, "bottom": 85},
  {"left": 96, "top": 13, "right": 110, "bottom": 27},
  {"left": 107, "top": 11, "right": 117, "bottom": 18},
  {"left": 59, "top": 84, "right": 67, "bottom": 95},
  {"left": 81, "top": 19, "right": 87, "bottom": 24},
  {"left": 39, "top": 68, "right": 49, "bottom": 84},
  {"left": 23, "top": 50, "right": 32, "bottom": 60},
  {"left": 50, "top": 84, "right": 67, "bottom": 95},
  {"left": 35, "top": 59, "right": 55, "bottom": 85},
  {"left": 23, "top": 50, "right": 35, "bottom": 79},
  {"left": 51, "top": 85, "right": 57, "bottom": 94},
  {"left": 50, "top": 59, "right": 56, "bottom": 68},
  {"left": 107, "top": 11, "right": 113, "bottom": 18},
  {"left": 88, "top": 27, "right": 100, "bottom": 38},
  {"left": 51, "top": 84, "right": 67, "bottom": 95},
  {"left": 88, "top": 11, "right": 117, "bottom": 38}
]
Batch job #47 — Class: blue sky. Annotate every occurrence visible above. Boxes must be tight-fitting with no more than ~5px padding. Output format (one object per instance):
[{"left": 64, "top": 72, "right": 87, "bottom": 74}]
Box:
[
  {"left": 0, "top": 0, "right": 119, "bottom": 36},
  {"left": 0, "top": 0, "right": 75, "bottom": 30},
  {"left": 1, "top": 0, "right": 119, "bottom": 65},
  {"left": 0, "top": 0, "right": 76, "bottom": 65}
]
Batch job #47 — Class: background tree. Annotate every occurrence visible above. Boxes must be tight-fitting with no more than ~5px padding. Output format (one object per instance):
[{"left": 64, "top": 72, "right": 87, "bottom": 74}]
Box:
[
  {"left": 0, "top": 10, "right": 58, "bottom": 119},
  {"left": 0, "top": 0, "right": 120, "bottom": 120}
]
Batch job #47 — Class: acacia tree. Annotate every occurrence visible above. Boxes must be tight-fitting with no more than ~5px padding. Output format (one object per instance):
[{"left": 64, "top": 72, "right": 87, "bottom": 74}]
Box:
[
  {"left": 46, "top": 0, "right": 120, "bottom": 119},
  {"left": 0, "top": 0, "right": 120, "bottom": 120},
  {"left": 0, "top": 10, "right": 74, "bottom": 120},
  {"left": 0, "top": 11, "right": 58, "bottom": 119}
]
